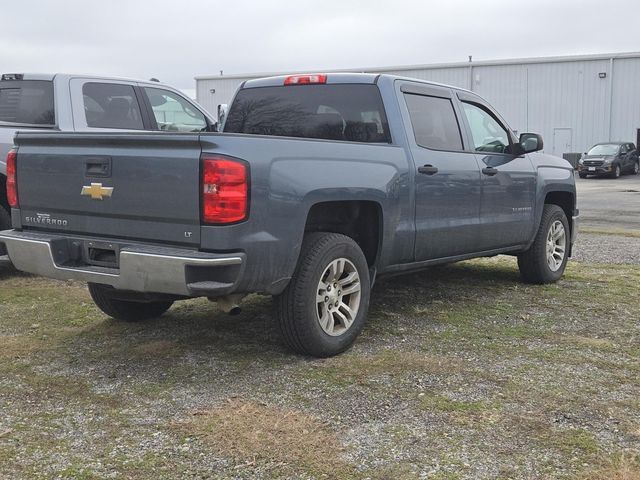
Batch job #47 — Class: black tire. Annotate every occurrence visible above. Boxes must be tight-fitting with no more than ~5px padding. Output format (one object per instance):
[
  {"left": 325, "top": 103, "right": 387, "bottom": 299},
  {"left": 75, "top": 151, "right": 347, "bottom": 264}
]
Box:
[
  {"left": 612, "top": 163, "right": 621, "bottom": 178},
  {"left": 88, "top": 283, "right": 173, "bottom": 322},
  {"left": 633, "top": 161, "right": 639, "bottom": 175},
  {"left": 517, "top": 205, "right": 570, "bottom": 284},
  {"left": 578, "top": 172, "right": 587, "bottom": 179},
  {"left": 0, "top": 205, "right": 11, "bottom": 256},
  {"left": 274, "top": 232, "right": 371, "bottom": 357}
]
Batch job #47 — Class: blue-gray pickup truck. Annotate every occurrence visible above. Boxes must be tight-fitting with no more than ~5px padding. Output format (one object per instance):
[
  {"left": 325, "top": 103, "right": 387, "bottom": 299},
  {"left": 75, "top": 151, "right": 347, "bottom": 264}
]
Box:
[{"left": 0, "top": 73, "right": 578, "bottom": 357}]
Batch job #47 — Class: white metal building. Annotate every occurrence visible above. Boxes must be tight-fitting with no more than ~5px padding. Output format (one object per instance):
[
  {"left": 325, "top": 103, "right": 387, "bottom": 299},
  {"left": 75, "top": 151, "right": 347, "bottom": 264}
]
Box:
[{"left": 195, "top": 52, "right": 640, "bottom": 156}]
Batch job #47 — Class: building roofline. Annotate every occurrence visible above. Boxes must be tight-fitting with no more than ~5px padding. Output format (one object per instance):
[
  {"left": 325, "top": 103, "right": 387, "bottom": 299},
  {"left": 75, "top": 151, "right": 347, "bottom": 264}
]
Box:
[{"left": 194, "top": 51, "right": 640, "bottom": 81}]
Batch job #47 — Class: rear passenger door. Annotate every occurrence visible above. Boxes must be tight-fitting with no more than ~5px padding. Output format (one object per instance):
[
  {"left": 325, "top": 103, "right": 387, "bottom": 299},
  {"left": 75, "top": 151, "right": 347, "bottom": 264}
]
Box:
[
  {"left": 70, "top": 79, "right": 151, "bottom": 131},
  {"left": 398, "top": 82, "right": 482, "bottom": 261},
  {"left": 456, "top": 92, "right": 536, "bottom": 250}
]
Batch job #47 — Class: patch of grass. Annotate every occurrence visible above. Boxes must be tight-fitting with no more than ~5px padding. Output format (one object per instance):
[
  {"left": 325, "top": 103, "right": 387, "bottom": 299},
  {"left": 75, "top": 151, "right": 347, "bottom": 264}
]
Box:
[
  {"left": 176, "top": 398, "right": 354, "bottom": 478},
  {"left": 299, "top": 349, "right": 461, "bottom": 388},
  {"left": 558, "top": 429, "right": 600, "bottom": 456},
  {"left": 0, "top": 334, "right": 44, "bottom": 360},
  {"left": 578, "top": 452, "right": 640, "bottom": 479}
]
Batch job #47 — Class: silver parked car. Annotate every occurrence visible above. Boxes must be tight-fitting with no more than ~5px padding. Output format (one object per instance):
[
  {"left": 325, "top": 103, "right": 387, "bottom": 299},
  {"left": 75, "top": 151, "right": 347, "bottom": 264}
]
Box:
[{"left": 0, "top": 73, "right": 217, "bottom": 253}]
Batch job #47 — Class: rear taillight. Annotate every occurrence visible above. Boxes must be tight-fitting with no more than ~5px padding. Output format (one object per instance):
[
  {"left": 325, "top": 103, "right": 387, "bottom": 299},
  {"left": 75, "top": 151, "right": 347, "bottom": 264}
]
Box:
[
  {"left": 201, "top": 155, "right": 248, "bottom": 224},
  {"left": 6, "top": 149, "right": 17, "bottom": 208},
  {"left": 284, "top": 74, "right": 327, "bottom": 85}
]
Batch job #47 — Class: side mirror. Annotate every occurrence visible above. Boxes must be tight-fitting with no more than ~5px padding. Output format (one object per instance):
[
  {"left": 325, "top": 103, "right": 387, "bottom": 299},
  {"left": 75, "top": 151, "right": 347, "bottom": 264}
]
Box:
[
  {"left": 519, "top": 133, "right": 543, "bottom": 153},
  {"left": 217, "top": 104, "right": 228, "bottom": 130}
]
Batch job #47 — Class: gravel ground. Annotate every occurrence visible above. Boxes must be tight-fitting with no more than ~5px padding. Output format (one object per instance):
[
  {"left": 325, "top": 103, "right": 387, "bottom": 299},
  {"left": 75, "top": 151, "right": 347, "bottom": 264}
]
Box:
[
  {"left": 572, "top": 232, "right": 640, "bottom": 265},
  {"left": 1, "top": 226, "right": 640, "bottom": 479},
  {"left": 1, "top": 251, "right": 640, "bottom": 479}
]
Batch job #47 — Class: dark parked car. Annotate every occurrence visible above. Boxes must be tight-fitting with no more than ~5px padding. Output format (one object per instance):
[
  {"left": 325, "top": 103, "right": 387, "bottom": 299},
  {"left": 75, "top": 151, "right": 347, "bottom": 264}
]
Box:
[{"left": 578, "top": 142, "right": 639, "bottom": 178}]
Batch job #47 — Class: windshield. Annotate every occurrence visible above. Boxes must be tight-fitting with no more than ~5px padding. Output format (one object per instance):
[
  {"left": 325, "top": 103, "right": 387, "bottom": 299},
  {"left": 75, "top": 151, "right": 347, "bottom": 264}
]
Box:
[
  {"left": 587, "top": 144, "right": 619, "bottom": 156},
  {"left": 0, "top": 80, "right": 55, "bottom": 125},
  {"left": 224, "top": 84, "right": 391, "bottom": 143}
]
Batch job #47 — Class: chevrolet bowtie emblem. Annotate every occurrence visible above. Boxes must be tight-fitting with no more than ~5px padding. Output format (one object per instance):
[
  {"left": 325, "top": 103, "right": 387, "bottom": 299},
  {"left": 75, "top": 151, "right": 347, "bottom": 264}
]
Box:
[{"left": 81, "top": 183, "right": 114, "bottom": 200}]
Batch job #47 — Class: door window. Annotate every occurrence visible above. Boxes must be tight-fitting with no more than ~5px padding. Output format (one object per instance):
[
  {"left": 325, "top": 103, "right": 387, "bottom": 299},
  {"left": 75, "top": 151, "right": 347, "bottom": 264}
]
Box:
[
  {"left": 462, "top": 102, "right": 510, "bottom": 154},
  {"left": 404, "top": 93, "right": 463, "bottom": 151},
  {"left": 143, "top": 87, "right": 207, "bottom": 132},
  {"left": 82, "top": 82, "right": 144, "bottom": 129}
]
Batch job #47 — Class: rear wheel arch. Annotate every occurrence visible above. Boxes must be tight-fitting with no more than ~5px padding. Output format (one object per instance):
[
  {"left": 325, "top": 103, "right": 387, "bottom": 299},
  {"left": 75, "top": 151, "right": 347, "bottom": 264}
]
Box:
[{"left": 303, "top": 200, "right": 383, "bottom": 269}]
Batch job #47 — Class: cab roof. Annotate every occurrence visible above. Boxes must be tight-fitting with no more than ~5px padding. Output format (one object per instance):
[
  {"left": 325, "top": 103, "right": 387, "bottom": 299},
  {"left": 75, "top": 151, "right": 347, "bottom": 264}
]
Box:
[
  {"left": 0, "top": 73, "right": 173, "bottom": 89},
  {"left": 242, "top": 72, "right": 474, "bottom": 95}
]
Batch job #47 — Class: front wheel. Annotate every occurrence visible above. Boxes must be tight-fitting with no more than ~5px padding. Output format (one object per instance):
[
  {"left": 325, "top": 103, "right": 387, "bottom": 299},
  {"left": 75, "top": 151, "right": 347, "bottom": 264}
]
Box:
[
  {"left": 518, "top": 205, "right": 569, "bottom": 284},
  {"left": 612, "top": 164, "right": 621, "bottom": 178},
  {"left": 88, "top": 283, "right": 173, "bottom": 322},
  {"left": 578, "top": 172, "right": 587, "bottom": 179},
  {"left": 632, "top": 161, "right": 639, "bottom": 175},
  {"left": 274, "top": 232, "right": 370, "bottom": 357}
]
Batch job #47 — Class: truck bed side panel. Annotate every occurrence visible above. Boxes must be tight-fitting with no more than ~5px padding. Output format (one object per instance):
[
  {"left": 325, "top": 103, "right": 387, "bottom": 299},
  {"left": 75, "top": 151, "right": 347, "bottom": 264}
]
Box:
[{"left": 198, "top": 133, "right": 413, "bottom": 294}]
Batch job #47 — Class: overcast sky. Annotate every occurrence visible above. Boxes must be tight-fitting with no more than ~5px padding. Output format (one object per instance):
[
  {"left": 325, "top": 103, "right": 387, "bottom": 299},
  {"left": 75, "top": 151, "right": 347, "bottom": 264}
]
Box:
[{"left": 1, "top": 0, "right": 638, "bottom": 97}]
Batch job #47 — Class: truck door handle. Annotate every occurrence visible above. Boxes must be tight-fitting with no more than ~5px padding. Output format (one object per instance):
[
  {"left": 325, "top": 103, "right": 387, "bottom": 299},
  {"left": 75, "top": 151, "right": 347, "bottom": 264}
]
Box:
[
  {"left": 85, "top": 157, "right": 112, "bottom": 178},
  {"left": 482, "top": 167, "right": 498, "bottom": 176},
  {"left": 418, "top": 165, "right": 438, "bottom": 175}
]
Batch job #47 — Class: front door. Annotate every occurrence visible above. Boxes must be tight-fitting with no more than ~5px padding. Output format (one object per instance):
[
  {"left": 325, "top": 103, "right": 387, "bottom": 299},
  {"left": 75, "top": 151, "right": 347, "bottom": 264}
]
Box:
[
  {"left": 399, "top": 82, "right": 482, "bottom": 261},
  {"left": 458, "top": 97, "right": 537, "bottom": 249},
  {"left": 553, "top": 128, "right": 572, "bottom": 157}
]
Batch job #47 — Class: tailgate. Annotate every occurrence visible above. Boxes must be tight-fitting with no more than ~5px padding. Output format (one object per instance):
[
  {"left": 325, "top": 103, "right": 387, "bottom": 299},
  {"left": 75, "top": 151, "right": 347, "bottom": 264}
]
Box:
[{"left": 14, "top": 132, "right": 202, "bottom": 246}]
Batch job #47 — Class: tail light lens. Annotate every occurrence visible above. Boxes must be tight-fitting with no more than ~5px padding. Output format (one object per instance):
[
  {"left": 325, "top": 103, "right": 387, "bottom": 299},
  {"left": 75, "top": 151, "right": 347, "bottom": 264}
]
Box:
[
  {"left": 201, "top": 155, "right": 248, "bottom": 224},
  {"left": 6, "top": 149, "right": 18, "bottom": 208}
]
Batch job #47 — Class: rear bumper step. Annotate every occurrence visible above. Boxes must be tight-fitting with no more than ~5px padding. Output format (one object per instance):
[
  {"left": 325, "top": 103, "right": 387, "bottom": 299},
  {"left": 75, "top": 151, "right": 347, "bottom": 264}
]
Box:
[{"left": 0, "top": 230, "right": 245, "bottom": 297}]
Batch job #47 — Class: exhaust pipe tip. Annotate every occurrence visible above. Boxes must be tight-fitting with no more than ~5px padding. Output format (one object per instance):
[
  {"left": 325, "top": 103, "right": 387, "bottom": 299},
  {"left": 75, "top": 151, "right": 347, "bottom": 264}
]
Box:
[{"left": 214, "top": 294, "right": 246, "bottom": 315}]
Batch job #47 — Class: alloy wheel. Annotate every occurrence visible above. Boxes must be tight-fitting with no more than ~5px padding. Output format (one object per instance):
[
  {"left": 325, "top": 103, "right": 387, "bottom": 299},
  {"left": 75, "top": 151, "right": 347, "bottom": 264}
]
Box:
[
  {"left": 546, "top": 220, "right": 566, "bottom": 272},
  {"left": 316, "top": 258, "right": 362, "bottom": 336}
]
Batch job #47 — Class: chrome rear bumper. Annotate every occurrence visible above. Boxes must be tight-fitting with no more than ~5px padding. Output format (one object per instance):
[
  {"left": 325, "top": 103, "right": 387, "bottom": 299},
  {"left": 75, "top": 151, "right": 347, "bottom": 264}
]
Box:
[{"left": 0, "top": 230, "right": 244, "bottom": 297}]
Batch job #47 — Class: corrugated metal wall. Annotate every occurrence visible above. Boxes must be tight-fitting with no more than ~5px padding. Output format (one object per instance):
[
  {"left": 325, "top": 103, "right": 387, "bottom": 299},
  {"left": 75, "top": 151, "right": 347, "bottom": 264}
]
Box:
[
  {"left": 196, "top": 54, "right": 640, "bottom": 155},
  {"left": 611, "top": 58, "right": 640, "bottom": 145},
  {"left": 196, "top": 77, "right": 248, "bottom": 118}
]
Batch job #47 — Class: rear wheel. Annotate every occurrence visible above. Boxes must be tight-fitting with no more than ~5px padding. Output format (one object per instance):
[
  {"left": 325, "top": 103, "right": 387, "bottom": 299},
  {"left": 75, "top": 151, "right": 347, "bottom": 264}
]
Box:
[
  {"left": 88, "top": 283, "right": 173, "bottom": 322},
  {"left": 633, "top": 161, "right": 639, "bottom": 175},
  {"left": 274, "top": 232, "right": 370, "bottom": 357},
  {"left": 0, "top": 205, "right": 11, "bottom": 256},
  {"left": 518, "top": 204, "right": 569, "bottom": 284}
]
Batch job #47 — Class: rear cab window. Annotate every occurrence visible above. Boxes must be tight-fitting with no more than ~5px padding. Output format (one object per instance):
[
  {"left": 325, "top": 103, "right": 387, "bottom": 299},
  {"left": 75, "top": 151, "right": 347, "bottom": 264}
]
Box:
[
  {"left": 224, "top": 84, "right": 391, "bottom": 143},
  {"left": 404, "top": 93, "right": 463, "bottom": 151},
  {"left": 0, "top": 79, "right": 55, "bottom": 126},
  {"left": 82, "top": 82, "right": 144, "bottom": 129}
]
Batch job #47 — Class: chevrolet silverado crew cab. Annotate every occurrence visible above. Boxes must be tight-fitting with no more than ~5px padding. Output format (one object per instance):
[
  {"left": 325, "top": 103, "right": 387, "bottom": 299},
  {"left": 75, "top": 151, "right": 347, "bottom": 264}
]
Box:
[
  {"left": 0, "top": 73, "right": 216, "bottom": 253},
  {"left": 0, "top": 73, "right": 578, "bottom": 357}
]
